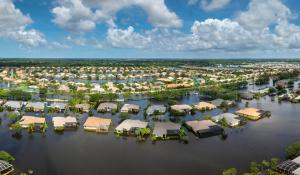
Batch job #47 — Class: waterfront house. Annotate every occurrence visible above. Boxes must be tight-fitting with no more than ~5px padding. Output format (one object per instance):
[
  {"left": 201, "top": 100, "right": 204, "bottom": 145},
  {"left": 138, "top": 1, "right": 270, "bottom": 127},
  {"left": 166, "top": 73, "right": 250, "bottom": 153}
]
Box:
[
  {"left": 0, "top": 160, "right": 14, "bottom": 175},
  {"left": 276, "top": 156, "right": 300, "bottom": 175},
  {"left": 194, "top": 102, "right": 216, "bottom": 111},
  {"left": 212, "top": 113, "right": 240, "bottom": 127},
  {"left": 91, "top": 84, "right": 105, "bottom": 93},
  {"left": 58, "top": 84, "right": 70, "bottom": 93},
  {"left": 185, "top": 120, "right": 223, "bottom": 137},
  {"left": 97, "top": 102, "right": 118, "bottom": 113},
  {"left": 49, "top": 102, "right": 68, "bottom": 112},
  {"left": 166, "top": 83, "right": 192, "bottom": 89},
  {"left": 146, "top": 105, "right": 166, "bottom": 116},
  {"left": 152, "top": 122, "right": 181, "bottom": 138},
  {"left": 4, "top": 101, "right": 23, "bottom": 110},
  {"left": 120, "top": 104, "right": 140, "bottom": 113},
  {"left": 235, "top": 107, "right": 270, "bottom": 120},
  {"left": 279, "top": 93, "right": 294, "bottom": 101},
  {"left": 240, "top": 92, "right": 254, "bottom": 100},
  {"left": 75, "top": 103, "right": 90, "bottom": 113},
  {"left": 275, "top": 80, "right": 288, "bottom": 88},
  {"left": 83, "top": 117, "right": 112, "bottom": 132},
  {"left": 210, "top": 99, "right": 235, "bottom": 107},
  {"left": 25, "top": 102, "right": 45, "bottom": 112},
  {"left": 18, "top": 116, "right": 46, "bottom": 128},
  {"left": 115, "top": 119, "right": 148, "bottom": 134},
  {"left": 170, "top": 104, "right": 192, "bottom": 114},
  {"left": 52, "top": 116, "right": 77, "bottom": 130}
]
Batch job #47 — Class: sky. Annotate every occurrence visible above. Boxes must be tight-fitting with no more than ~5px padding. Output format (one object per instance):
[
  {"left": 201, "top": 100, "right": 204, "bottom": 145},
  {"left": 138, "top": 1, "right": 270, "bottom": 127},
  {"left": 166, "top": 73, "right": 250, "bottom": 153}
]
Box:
[{"left": 1, "top": 0, "right": 300, "bottom": 59}]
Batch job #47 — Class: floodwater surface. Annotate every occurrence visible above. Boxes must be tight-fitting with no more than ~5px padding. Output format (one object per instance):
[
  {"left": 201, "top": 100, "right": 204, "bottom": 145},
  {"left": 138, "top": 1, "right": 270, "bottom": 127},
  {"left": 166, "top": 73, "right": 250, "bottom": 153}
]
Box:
[{"left": 0, "top": 96, "right": 300, "bottom": 175}]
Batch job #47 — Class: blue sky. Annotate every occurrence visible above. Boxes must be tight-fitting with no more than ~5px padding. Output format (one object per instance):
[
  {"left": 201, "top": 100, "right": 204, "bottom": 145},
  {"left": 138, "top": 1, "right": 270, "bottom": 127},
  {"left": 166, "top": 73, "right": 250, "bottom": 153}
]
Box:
[{"left": 1, "top": 0, "right": 300, "bottom": 58}]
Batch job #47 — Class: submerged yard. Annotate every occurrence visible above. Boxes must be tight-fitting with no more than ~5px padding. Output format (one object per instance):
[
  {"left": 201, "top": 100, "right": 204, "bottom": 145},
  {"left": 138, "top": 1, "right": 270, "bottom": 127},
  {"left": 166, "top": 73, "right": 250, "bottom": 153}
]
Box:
[{"left": 0, "top": 94, "right": 300, "bottom": 175}]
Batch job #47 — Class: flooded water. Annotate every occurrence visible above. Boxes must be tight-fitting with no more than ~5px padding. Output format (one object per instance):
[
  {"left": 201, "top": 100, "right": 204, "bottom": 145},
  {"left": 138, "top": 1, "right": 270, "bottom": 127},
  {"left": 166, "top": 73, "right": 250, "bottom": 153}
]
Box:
[{"left": 0, "top": 95, "right": 300, "bottom": 175}]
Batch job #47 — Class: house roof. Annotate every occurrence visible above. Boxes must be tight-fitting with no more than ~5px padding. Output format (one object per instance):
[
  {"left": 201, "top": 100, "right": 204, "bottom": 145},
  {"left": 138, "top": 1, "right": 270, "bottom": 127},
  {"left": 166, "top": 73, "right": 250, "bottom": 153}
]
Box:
[
  {"left": 83, "top": 117, "right": 112, "bottom": 128},
  {"left": 50, "top": 102, "right": 67, "bottom": 109},
  {"left": 210, "top": 99, "right": 224, "bottom": 107},
  {"left": 293, "top": 168, "right": 300, "bottom": 175},
  {"left": 19, "top": 116, "right": 45, "bottom": 125},
  {"left": 0, "top": 160, "right": 13, "bottom": 173},
  {"left": 153, "top": 122, "right": 181, "bottom": 137},
  {"left": 146, "top": 105, "right": 166, "bottom": 115},
  {"left": 194, "top": 102, "right": 216, "bottom": 110},
  {"left": 170, "top": 104, "right": 192, "bottom": 112},
  {"left": 115, "top": 119, "right": 148, "bottom": 131},
  {"left": 52, "top": 116, "right": 77, "bottom": 127},
  {"left": 185, "top": 120, "right": 218, "bottom": 133},
  {"left": 235, "top": 107, "right": 262, "bottom": 120},
  {"left": 121, "top": 104, "right": 140, "bottom": 111},
  {"left": 26, "top": 102, "right": 44, "bottom": 109},
  {"left": 97, "top": 102, "right": 117, "bottom": 110},
  {"left": 75, "top": 103, "right": 90, "bottom": 109},
  {"left": 212, "top": 113, "right": 240, "bottom": 126},
  {"left": 293, "top": 156, "right": 300, "bottom": 164},
  {"left": 4, "top": 101, "right": 23, "bottom": 108}
]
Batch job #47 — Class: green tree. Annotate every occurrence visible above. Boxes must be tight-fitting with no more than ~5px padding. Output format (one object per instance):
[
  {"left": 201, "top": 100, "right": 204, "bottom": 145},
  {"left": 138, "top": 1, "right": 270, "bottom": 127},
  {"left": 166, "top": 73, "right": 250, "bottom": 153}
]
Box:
[{"left": 223, "top": 168, "right": 237, "bottom": 175}]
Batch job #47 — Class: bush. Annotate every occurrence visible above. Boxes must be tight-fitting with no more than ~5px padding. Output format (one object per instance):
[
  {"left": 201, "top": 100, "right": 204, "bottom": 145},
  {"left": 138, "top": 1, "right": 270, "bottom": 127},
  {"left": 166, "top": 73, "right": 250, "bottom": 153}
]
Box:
[
  {"left": 0, "top": 151, "right": 15, "bottom": 163},
  {"left": 222, "top": 168, "right": 237, "bottom": 175},
  {"left": 286, "top": 141, "right": 300, "bottom": 159},
  {"left": 119, "top": 112, "right": 130, "bottom": 120}
]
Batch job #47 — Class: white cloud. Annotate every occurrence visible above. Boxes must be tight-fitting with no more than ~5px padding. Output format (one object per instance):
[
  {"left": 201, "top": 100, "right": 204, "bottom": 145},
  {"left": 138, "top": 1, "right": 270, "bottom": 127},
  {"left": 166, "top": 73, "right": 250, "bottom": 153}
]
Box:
[
  {"left": 0, "top": 0, "right": 46, "bottom": 46},
  {"left": 51, "top": 41, "right": 71, "bottom": 49},
  {"left": 154, "top": 0, "right": 300, "bottom": 52},
  {"left": 52, "top": 0, "right": 182, "bottom": 32},
  {"left": 200, "top": 0, "right": 231, "bottom": 11},
  {"left": 65, "top": 36, "right": 86, "bottom": 46},
  {"left": 237, "top": 0, "right": 292, "bottom": 31},
  {"left": 188, "top": 0, "right": 231, "bottom": 11},
  {"left": 107, "top": 26, "right": 151, "bottom": 49}
]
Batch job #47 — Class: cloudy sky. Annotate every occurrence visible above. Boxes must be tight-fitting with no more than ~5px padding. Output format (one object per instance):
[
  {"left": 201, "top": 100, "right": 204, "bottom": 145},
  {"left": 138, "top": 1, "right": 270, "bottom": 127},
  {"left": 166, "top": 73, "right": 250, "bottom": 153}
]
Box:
[{"left": 1, "top": 0, "right": 300, "bottom": 58}]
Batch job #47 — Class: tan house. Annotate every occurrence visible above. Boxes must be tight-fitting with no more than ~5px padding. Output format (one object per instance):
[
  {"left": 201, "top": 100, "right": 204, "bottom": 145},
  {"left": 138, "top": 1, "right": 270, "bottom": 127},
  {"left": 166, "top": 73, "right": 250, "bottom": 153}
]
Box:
[
  {"left": 235, "top": 107, "right": 269, "bottom": 120},
  {"left": 194, "top": 102, "right": 216, "bottom": 111},
  {"left": 19, "top": 116, "right": 46, "bottom": 128},
  {"left": 83, "top": 117, "right": 112, "bottom": 132},
  {"left": 120, "top": 104, "right": 140, "bottom": 113}
]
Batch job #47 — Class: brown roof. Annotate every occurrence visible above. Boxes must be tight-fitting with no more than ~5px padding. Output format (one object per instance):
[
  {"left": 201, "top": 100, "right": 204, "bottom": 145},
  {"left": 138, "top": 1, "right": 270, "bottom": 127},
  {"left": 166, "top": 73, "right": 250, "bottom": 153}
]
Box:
[
  {"left": 235, "top": 107, "right": 262, "bottom": 120},
  {"left": 19, "top": 116, "right": 45, "bottom": 125},
  {"left": 194, "top": 102, "right": 216, "bottom": 110},
  {"left": 166, "top": 84, "right": 192, "bottom": 88},
  {"left": 83, "top": 117, "right": 112, "bottom": 127}
]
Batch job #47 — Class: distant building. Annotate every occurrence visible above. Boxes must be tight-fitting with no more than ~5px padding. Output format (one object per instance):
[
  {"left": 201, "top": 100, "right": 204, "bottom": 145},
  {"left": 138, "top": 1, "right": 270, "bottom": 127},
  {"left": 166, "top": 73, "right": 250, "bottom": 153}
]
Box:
[
  {"left": 4, "top": 101, "right": 23, "bottom": 110},
  {"left": 146, "top": 105, "right": 166, "bottom": 116},
  {"left": 25, "top": 102, "right": 45, "bottom": 112},
  {"left": 97, "top": 102, "right": 118, "bottom": 113},
  {"left": 120, "top": 104, "right": 140, "bottom": 113},
  {"left": 194, "top": 102, "right": 216, "bottom": 111}
]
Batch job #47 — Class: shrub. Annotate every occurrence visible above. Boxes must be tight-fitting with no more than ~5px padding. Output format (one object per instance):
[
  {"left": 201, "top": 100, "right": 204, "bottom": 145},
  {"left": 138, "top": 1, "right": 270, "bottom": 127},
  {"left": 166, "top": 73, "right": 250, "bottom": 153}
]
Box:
[
  {"left": 0, "top": 151, "right": 15, "bottom": 163},
  {"left": 286, "top": 141, "right": 300, "bottom": 159}
]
